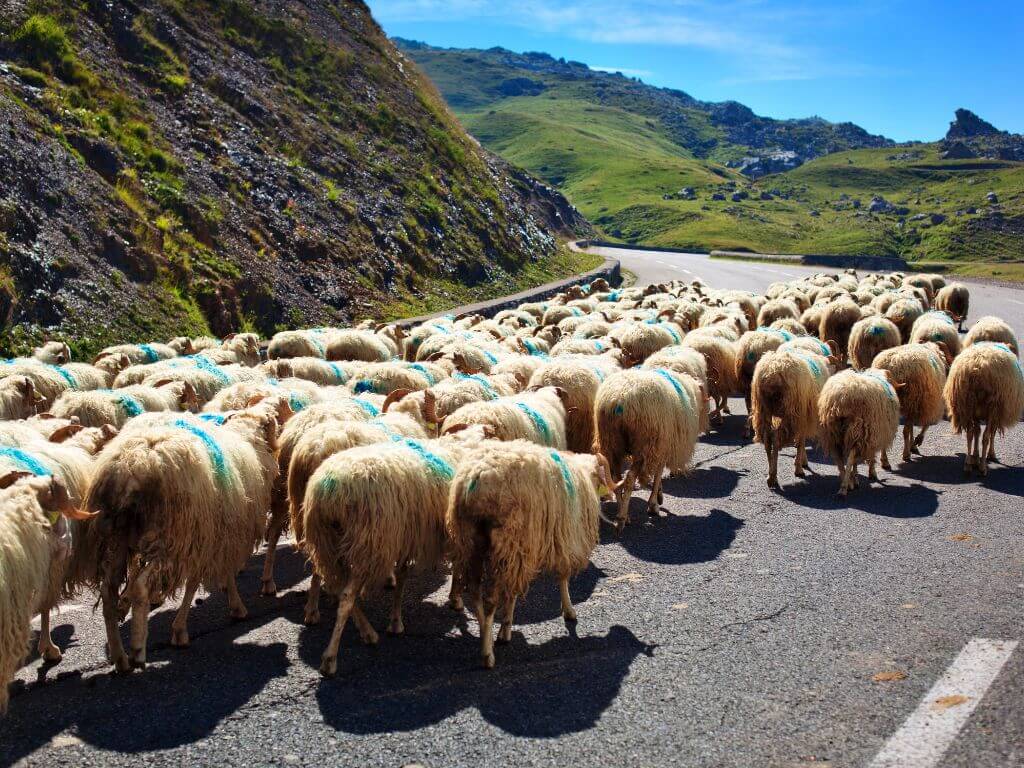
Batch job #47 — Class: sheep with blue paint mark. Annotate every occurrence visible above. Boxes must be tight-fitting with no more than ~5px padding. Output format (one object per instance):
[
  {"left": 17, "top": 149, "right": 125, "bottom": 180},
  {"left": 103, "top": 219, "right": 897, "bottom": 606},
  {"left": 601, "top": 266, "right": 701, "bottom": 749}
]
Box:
[
  {"left": 0, "top": 473, "right": 87, "bottom": 714},
  {"left": 756, "top": 299, "right": 800, "bottom": 329},
  {"left": 83, "top": 397, "right": 288, "bottom": 671},
  {"left": 386, "top": 372, "right": 522, "bottom": 431},
  {"left": 447, "top": 440, "right": 613, "bottom": 668},
  {"left": 818, "top": 298, "right": 862, "bottom": 367},
  {"left": 817, "top": 368, "right": 901, "bottom": 496},
  {"left": 260, "top": 357, "right": 364, "bottom": 387},
  {"left": 735, "top": 328, "right": 793, "bottom": 433},
  {"left": 680, "top": 330, "right": 739, "bottom": 424},
  {"left": 50, "top": 381, "right": 199, "bottom": 429},
  {"left": 910, "top": 311, "right": 962, "bottom": 357},
  {"left": 441, "top": 387, "right": 569, "bottom": 449},
  {"left": 325, "top": 329, "right": 392, "bottom": 363},
  {"left": 885, "top": 297, "right": 925, "bottom": 343},
  {"left": 873, "top": 342, "right": 951, "bottom": 462},
  {"left": 267, "top": 329, "right": 330, "bottom": 360},
  {"left": 934, "top": 284, "right": 970, "bottom": 332},
  {"left": 96, "top": 343, "right": 178, "bottom": 367},
  {"left": 347, "top": 361, "right": 449, "bottom": 397},
  {"left": 751, "top": 348, "right": 833, "bottom": 489},
  {"left": 594, "top": 367, "right": 702, "bottom": 528},
  {"left": 304, "top": 426, "right": 493, "bottom": 676},
  {"left": 528, "top": 361, "right": 604, "bottom": 453},
  {"left": 847, "top": 317, "right": 902, "bottom": 371},
  {"left": 0, "top": 376, "right": 43, "bottom": 421},
  {"left": 608, "top": 322, "right": 678, "bottom": 364},
  {"left": 964, "top": 316, "right": 1019, "bottom": 357},
  {"left": 944, "top": 342, "right": 1024, "bottom": 475}
]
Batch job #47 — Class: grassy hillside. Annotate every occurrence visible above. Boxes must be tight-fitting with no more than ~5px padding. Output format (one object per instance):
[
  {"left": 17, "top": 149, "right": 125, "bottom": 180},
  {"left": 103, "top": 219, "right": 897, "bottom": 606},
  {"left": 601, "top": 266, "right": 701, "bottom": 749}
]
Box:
[
  {"left": 399, "top": 41, "right": 1024, "bottom": 265},
  {"left": 0, "top": 2, "right": 593, "bottom": 357}
]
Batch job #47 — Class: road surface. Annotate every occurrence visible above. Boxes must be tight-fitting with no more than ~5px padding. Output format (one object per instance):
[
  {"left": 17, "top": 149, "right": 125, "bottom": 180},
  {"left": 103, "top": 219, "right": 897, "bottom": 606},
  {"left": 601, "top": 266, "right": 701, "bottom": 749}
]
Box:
[{"left": 2, "top": 246, "right": 1023, "bottom": 768}]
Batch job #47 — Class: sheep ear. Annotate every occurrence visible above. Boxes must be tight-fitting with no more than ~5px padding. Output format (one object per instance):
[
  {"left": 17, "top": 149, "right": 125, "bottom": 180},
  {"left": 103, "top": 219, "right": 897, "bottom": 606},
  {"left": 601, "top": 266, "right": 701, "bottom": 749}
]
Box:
[
  {"left": 153, "top": 378, "right": 175, "bottom": 388},
  {"left": 277, "top": 361, "right": 294, "bottom": 379},
  {"left": 92, "top": 352, "right": 110, "bottom": 365},
  {"left": 481, "top": 425, "right": 496, "bottom": 439},
  {"left": 101, "top": 424, "right": 119, "bottom": 441},
  {"left": 180, "top": 382, "right": 198, "bottom": 409},
  {"left": 382, "top": 389, "right": 413, "bottom": 413},
  {"left": 0, "top": 470, "right": 32, "bottom": 489},
  {"left": 825, "top": 339, "right": 840, "bottom": 357},
  {"left": 49, "top": 424, "right": 85, "bottom": 443}
]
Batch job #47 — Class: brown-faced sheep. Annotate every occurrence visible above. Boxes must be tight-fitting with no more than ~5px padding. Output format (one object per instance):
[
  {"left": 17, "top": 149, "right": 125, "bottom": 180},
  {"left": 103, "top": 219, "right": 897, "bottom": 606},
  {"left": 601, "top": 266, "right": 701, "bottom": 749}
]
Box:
[
  {"left": 944, "top": 342, "right": 1024, "bottom": 475},
  {"left": 873, "top": 343, "right": 950, "bottom": 461},
  {"left": 817, "top": 369, "right": 901, "bottom": 496},
  {"left": 447, "top": 441, "right": 612, "bottom": 669},
  {"left": 847, "top": 317, "right": 902, "bottom": 371},
  {"left": 751, "top": 349, "right": 832, "bottom": 489},
  {"left": 964, "top": 316, "right": 1019, "bottom": 357},
  {"left": 32, "top": 342, "right": 72, "bottom": 365},
  {"left": 594, "top": 368, "right": 701, "bottom": 527},
  {"left": 0, "top": 376, "right": 43, "bottom": 421}
]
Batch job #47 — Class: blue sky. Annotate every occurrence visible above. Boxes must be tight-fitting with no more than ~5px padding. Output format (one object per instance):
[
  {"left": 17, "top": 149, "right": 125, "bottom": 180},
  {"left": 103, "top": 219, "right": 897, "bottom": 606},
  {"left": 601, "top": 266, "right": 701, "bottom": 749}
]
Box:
[{"left": 366, "top": 0, "right": 1024, "bottom": 142}]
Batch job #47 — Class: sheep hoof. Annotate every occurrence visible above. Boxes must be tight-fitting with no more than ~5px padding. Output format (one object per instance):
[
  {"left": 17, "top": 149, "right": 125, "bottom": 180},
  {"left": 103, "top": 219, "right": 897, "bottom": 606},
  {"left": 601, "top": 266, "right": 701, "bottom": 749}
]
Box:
[
  {"left": 481, "top": 653, "right": 496, "bottom": 670},
  {"left": 387, "top": 619, "right": 405, "bottom": 636},
  {"left": 497, "top": 625, "right": 512, "bottom": 644},
  {"left": 446, "top": 597, "right": 464, "bottom": 612},
  {"left": 170, "top": 628, "right": 190, "bottom": 647},
  {"left": 563, "top": 608, "right": 578, "bottom": 623},
  {"left": 320, "top": 657, "right": 338, "bottom": 678},
  {"left": 40, "top": 644, "right": 63, "bottom": 663},
  {"left": 360, "top": 628, "right": 379, "bottom": 646},
  {"left": 911, "top": 446, "right": 922, "bottom": 455},
  {"left": 303, "top": 610, "right": 321, "bottom": 626},
  {"left": 112, "top": 655, "right": 132, "bottom": 674},
  {"left": 230, "top": 607, "right": 249, "bottom": 621},
  {"left": 767, "top": 478, "right": 780, "bottom": 489},
  {"left": 260, "top": 581, "right": 278, "bottom": 597},
  {"left": 978, "top": 462, "right": 989, "bottom": 477}
]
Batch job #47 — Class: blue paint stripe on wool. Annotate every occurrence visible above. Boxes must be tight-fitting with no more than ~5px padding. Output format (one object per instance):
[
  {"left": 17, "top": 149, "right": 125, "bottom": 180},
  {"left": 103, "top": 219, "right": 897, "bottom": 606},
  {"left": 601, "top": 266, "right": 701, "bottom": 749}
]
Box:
[
  {"left": 550, "top": 451, "right": 576, "bottom": 501},
  {"left": 794, "top": 353, "right": 824, "bottom": 380},
  {"left": 171, "top": 419, "right": 230, "bottom": 484},
  {"left": 199, "top": 413, "right": 227, "bottom": 425},
  {"left": 139, "top": 344, "right": 161, "bottom": 363},
  {"left": 868, "top": 325, "right": 889, "bottom": 337},
  {"left": 288, "top": 392, "right": 310, "bottom": 412},
  {"left": 591, "top": 366, "right": 606, "bottom": 382},
  {"left": 516, "top": 402, "right": 552, "bottom": 445},
  {"left": 455, "top": 373, "right": 498, "bottom": 400},
  {"left": 50, "top": 366, "right": 78, "bottom": 388},
  {"left": 116, "top": 394, "right": 144, "bottom": 417},
  {"left": 483, "top": 350, "right": 499, "bottom": 365},
  {"left": 660, "top": 324, "right": 682, "bottom": 343},
  {"left": 861, "top": 371, "right": 899, "bottom": 402},
  {"left": 353, "top": 380, "right": 377, "bottom": 395},
  {"left": 193, "top": 355, "right": 232, "bottom": 384},
  {"left": 594, "top": 341, "right": 604, "bottom": 352},
  {"left": 926, "top": 311, "right": 955, "bottom": 326},
  {"left": 369, "top": 418, "right": 403, "bottom": 442},
  {"left": 0, "top": 447, "right": 50, "bottom": 476},
  {"left": 431, "top": 323, "right": 451, "bottom": 335},
  {"left": 653, "top": 369, "right": 690, "bottom": 409},
  {"left": 399, "top": 438, "right": 454, "bottom": 480},
  {"left": 326, "top": 362, "right": 347, "bottom": 383},
  {"left": 353, "top": 398, "right": 380, "bottom": 417},
  {"left": 408, "top": 364, "right": 436, "bottom": 386}
]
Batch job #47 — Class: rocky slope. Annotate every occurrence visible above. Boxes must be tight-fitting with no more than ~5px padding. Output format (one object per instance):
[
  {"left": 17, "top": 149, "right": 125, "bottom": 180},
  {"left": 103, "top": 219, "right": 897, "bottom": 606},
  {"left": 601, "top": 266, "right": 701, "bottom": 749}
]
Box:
[
  {"left": 941, "top": 108, "right": 1024, "bottom": 162},
  {"left": 0, "top": 1, "right": 590, "bottom": 356}
]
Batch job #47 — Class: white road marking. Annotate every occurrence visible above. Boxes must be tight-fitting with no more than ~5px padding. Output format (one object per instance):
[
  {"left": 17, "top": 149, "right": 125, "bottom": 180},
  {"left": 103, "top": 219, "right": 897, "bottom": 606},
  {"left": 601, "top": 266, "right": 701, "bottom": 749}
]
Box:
[
  {"left": 1008, "top": 299, "right": 1024, "bottom": 306},
  {"left": 869, "top": 638, "right": 1018, "bottom": 768},
  {"left": 682, "top": 269, "right": 693, "bottom": 275}
]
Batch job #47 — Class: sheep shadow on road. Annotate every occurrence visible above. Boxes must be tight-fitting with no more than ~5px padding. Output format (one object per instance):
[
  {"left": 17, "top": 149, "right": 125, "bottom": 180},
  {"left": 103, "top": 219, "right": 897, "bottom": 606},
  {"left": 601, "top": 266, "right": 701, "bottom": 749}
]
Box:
[
  {"left": 312, "top": 624, "right": 653, "bottom": 737},
  {"left": 663, "top": 464, "right": 743, "bottom": 499},
  {"left": 611, "top": 507, "right": 744, "bottom": 564},
  {"left": 791, "top": 472, "right": 941, "bottom": 518},
  {"left": 896, "top": 452, "right": 1024, "bottom": 497}
]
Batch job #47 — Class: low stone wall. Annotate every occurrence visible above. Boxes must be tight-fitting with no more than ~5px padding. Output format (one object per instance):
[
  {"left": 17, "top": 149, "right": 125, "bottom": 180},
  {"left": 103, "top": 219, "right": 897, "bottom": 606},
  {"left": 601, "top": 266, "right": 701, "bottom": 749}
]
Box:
[
  {"left": 711, "top": 250, "right": 908, "bottom": 271},
  {"left": 398, "top": 258, "right": 621, "bottom": 327}
]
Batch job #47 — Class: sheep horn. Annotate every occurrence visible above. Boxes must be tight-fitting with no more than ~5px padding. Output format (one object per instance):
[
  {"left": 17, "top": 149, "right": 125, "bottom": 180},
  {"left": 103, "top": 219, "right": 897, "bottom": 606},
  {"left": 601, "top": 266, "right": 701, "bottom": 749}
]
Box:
[
  {"left": 422, "top": 390, "right": 438, "bottom": 425},
  {"left": 382, "top": 389, "right": 414, "bottom": 413},
  {"left": 49, "top": 424, "right": 85, "bottom": 443},
  {"left": 0, "top": 470, "right": 33, "bottom": 489}
]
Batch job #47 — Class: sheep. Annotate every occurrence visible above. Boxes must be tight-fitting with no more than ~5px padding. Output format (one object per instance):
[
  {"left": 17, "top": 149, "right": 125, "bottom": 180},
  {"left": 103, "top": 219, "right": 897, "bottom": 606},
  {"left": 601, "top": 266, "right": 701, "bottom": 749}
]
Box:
[
  {"left": 594, "top": 368, "right": 701, "bottom": 527},
  {"left": 944, "top": 342, "right": 1024, "bottom": 475},
  {"left": 769, "top": 318, "right": 808, "bottom": 337},
  {"left": 935, "top": 283, "right": 970, "bottom": 331},
  {"left": 817, "top": 369, "right": 901, "bottom": 496},
  {"left": 903, "top": 275, "right": 935, "bottom": 305},
  {"left": 50, "top": 382, "right": 199, "bottom": 429},
  {"left": 964, "top": 316, "right": 1019, "bottom": 357},
  {"left": 608, "top": 323, "right": 679, "bottom": 363},
  {"left": 0, "top": 474, "right": 86, "bottom": 714},
  {"left": 778, "top": 336, "right": 834, "bottom": 359},
  {"left": 527, "top": 361, "right": 603, "bottom": 453},
  {"left": 0, "top": 363, "right": 75, "bottom": 409},
  {"left": 735, "top": 329, "right": 792, "bottom": 433},
  {"left": 885, "top": 298, "right": 925, "bottom": 342},
  {"left": 305, "top": 427, "right": 492, "bottom": 676},
  {"left": 260, "top": 357, "right": 362, "bottom": 387},
  {"left": 847, "top": 317, "right": 902, "bottom": 371},
  {"left": 818, "top": 299, "right": 862, "bottom": 365},
  {"left": 800, "top": 305, "right": 825, "bottom": 335},
  {"left": 204, "top": 377, "right": 322, "bottom": 414},
  {"left": 268, "top": 330, "right": 328, "bottom": 360},
  {"left": 447, "top": 441, "right": 613, "bottom": 669},
  {"left": 84, "top": 399, "right": 287, "bottom": 670},
  {"left": 167, "top": 337, "right": 197, "bottom": 356},
  {"left": 910, "top": 311, "right": 962, "bottom": 357},
  {"left": 96, "top": 343, "right": 178, "bottom": 366},
  {"left": 751, "top": 349, "right": 832, "bottom": 489},
  {"left": 348, "top": 362, "right": 447, "bottom": 396},
  {"left": 680, "top": 331, "right": 739, "bottom": 423},
  {"left": 326, "top": 329, "right": 392, "bottom": 363},
  {"left": 32, "top": 341, "right": 71, "bottom": 365},
  {"left": 873, "top": 343, "right": 950, "bottom": 462},
  {"left": 386, "top": 373, "right": 521, "bottom": 431},
  {"left": 441, "top": 387, "right": 569, "bottom": 449},
  {"left": 59, "top": 360, "right": 124, "bottom": 390},
  {"left": 0, "top": 376, "right": 43, "bottom": 421},
  {"left": 756, "top": 299, "right": 799, "bottom": 328}
]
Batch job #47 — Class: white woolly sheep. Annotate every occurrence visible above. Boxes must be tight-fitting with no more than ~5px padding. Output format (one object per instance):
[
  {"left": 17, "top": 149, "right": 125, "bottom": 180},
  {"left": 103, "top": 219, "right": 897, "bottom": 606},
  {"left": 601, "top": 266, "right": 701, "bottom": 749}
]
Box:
[
  {"left": 847, "top": 317, "right": 902, "bottom": 371},
  {"left": 818, "top": 299, "right": 862, "bottom": 365},
  {"left": 680, "top": 331, "right": 739, "bottom": 423},
  {"left": 442, "top": 387, "right": 569, "bottom": 449},
  {"left": 0, "top": 376, "right": 42, "bottom": 421},
  {"left": 910, "top": 311, "right": 962, "bottom": 357},
  {"left": 447, "top": 440, "right": 611, "bottom": 668},
  {"left": 96, "top": 343, "right": 178, "bottom": 366},
  {"left": 873, "top": 343, "right": 950, "bottom": 461},
  {"left": 50, "top": 382, "right": 198, "bottom": 429},
  {"left": 934, "top": 284, "right": 969, "bottom": 332},
  {"left": 817, "top": 369, "right": 901, "bottom": 496},
  {"left": 528, "top": 361, "right": 603, "bottom": 453},
  {"left": 260, "top": 357, "right": 362, "bottom": 387},
  {"left": 944, "top": 342, "right": 1024, "bottom": 475},
  {"left": 964, "top": 316, "right": 1019, "bottom": 357},
  {"left": 32, "top": 342, "right": 71, "bottom": 365},
  {"left": 325, "top": 329, "right": 392, "bottom": 363},
  {"left": 885, "top": 298, "right": 925, "bottom": 342},
  {"left": 268, "top": 330, "right": 329, "bottom": 360}
]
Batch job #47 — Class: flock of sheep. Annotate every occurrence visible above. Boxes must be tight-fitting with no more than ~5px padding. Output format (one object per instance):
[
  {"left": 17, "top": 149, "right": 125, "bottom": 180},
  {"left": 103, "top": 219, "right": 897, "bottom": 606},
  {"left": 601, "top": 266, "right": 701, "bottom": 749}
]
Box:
[{"left": 1, "top": 270, "right": 1022, "bottom": 711}]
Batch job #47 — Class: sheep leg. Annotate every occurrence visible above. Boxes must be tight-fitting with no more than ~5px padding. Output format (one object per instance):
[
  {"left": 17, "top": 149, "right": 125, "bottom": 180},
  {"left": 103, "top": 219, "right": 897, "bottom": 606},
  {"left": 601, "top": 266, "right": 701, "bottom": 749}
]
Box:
[
  {"left": 913, "top": 425, "right": 929, "bottom": 454},
  {"left": 446, "top": 569, "right": 465, "bottom": 612},
  {"left": 985, "top": 426, "right": 998, "bottom": 463},
  {"left": 37, "top": 608, "right": 62, "bottom": 663},
  {"left": 171, "top": 577, "right": 200, "bottom": 647},
  {"left": 100, "top": 568, "right": 131, "bottom": 674},
  {"left": 766, "top": 429, "right": 780, "bottom": 489},
  {"left": 964, "top": 428, "right": 978, "bottom": 473},
  {"left": 722, "top": 396, "right": 731, "bottom": 415},
  {"left": 793, "top": 438, "right": 807, "bottom": 480},
  {"left": 128, "top": 562, "right": 157, "bottom": 667},
  {"left": 979, "top": 425, "right": 994, "bottom": 476},
  {"left": 880, "top": 449, "right": 891, "bottom": 472},
  {"left": 869, "top": 456, "right": 880, "bottom": 482},
  {"left": 616, "top": 466, "right": 639, "bottom": 530},
  {"left": 350, "top": 603, "right": 379, "bottom": 646},
  {"left": 475, "top": 596, "right": 498, "bottom": 670},
  {"left": 387, "top": 564, "right": 410, "bottom": 635},
  {"left": 260, "top": 507, "right": 288, "bottom": 597},
  {"left": 303, "top": 574, "right": 323, "bottom": 625},
  {"left": 647, "top": 465, "right": 665, "bottom": 516},
  {"left": 902, "top": 423, "right": 914, "bottom": 462},
  {"left": 320, "top": 581, "right": 359, "bottom": 678},
  {"left": 559, "top": 577, "right": 577, "bottom": 622},
  {"left": 497, "top": 596, "right": 517, "bottom": 644},
  {"left": 743, "top": 395, "right": 753, "bottom": 439},
  {"left": 225, "top": 578, "right": 248, "bottom": 621}
]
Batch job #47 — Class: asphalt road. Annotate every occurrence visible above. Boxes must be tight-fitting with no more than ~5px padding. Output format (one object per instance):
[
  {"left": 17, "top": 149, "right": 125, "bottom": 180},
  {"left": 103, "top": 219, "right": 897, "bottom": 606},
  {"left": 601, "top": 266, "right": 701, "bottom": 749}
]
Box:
[{"left": 3, "top": 247, "right": 1023, "bottom": 768}]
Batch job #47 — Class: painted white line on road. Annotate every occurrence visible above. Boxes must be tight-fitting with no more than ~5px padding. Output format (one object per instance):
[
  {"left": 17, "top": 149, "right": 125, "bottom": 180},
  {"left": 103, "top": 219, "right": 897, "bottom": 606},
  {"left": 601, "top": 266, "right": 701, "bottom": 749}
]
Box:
[
  {"left": 869, "top": 638, "right": 1017, "bottom": 768},
  {"left": 682, "top": 269, "right": 693, "bottom": 275},
  {"left": 1008, "top": 299, "right": 1024, "bottom": 306}
]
